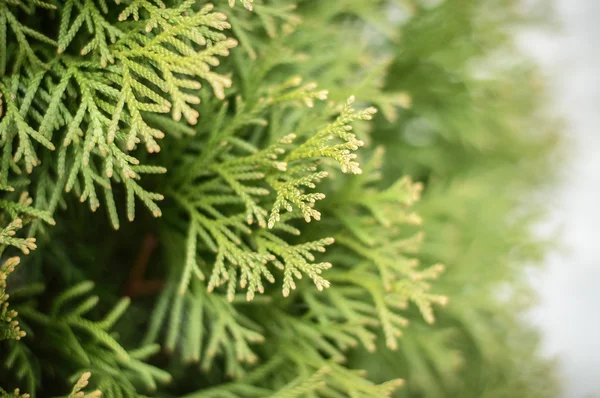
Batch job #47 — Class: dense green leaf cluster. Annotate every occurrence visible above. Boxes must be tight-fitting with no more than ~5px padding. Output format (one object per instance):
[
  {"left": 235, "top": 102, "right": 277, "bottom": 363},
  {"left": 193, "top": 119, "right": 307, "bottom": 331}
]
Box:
[{"left": 0, "top": 0, "right": 560, "bottom": 397}]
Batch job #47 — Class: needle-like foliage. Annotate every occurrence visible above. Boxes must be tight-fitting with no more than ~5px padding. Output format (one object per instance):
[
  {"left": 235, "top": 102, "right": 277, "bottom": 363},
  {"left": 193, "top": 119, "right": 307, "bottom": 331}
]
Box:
[{"left": 0, "top": 0, "right": 560, "bottom": 397}]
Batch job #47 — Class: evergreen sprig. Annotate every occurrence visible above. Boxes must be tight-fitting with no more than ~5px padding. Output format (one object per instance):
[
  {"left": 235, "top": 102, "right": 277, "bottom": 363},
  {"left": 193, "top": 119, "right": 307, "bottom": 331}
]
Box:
[
  {"left": 166, "top": 78, "right": 372, "bottom": 302},
  {"left": 0, "top": 257, "right": 26, "bottom": 341},
  {"left": 144, "top": 277, "right": 264, "bottom": 378},
  {"left": 1, "top": 1, "right": 238, "bottom": 228},
  {"left": 0, "top": 386, "right": 29, "bottom": 398},
  {"left": 5, "top": 281, "right": 170, "bottom": 396},
  {"left": 0, "top": 0, "right": 560, "bottom": 396},
  {"left": 65, "top": 372, "right": 101, "bottom": 398}
]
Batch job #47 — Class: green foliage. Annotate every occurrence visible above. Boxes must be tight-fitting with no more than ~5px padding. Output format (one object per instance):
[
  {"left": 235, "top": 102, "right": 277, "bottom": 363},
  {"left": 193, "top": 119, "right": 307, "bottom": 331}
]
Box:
[
  {"left": 0, "top": 386, "right": 29, "bottom": 398},
  {"left": 0, "top": 371, "right": 100, "bottom": 398},
  {"left": 3, "top": 281, "right": 169, "bottom": 396},
  {"left": 303, "top": 158, "right": 448, "bottom": 353},
  {"left": 0, "top": 219, "right": 36, "bottom": 254},
  {"left": 0, "top": 0, "right": 560, "bottom": 397},
  {"left": 64, "top": 372, "right": 101, "bottom": 398},
  {"left": 0, "top": 257, "right": 26, "bottom": 341},
  {"left": 168, "top": 91, "right": 375, "bottom": 302},
  {"left": 0, "top": 0, "right": 237, "bottom": 229}
]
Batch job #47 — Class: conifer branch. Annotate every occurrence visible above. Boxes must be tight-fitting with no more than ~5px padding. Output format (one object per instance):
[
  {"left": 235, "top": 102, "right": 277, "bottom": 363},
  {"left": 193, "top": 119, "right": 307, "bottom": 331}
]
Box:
[
  {"left": 295, "top": 151, "right": 448, "bottom": 351},
  {"left": 144, "top": 278, "right": 263, "bottom": 378},
  {"left": 0, "top": 257, "right": 26, "bottom": 341},
  {"left": 0, "top": 219, "right": 35, "bottom": 254},
  {"left": 5, "top": 281, "right": 170, "bottom": 396},
  {"left": 169, "top": 87, "right": 376, "bottom": 301},
  {"left": 3, "top": 341, "right": 36, "bottom": 396},
  {"left": 0, "top": 1, "right": 57, "bottom": 75},
  {"left": 0, "top": 386, "right": 29, "bottom": 398},
  {"left": 66, "top": 372, "right": 101, "bottom": 398},
  {"left": 0, "top": 0, "right": 556, "bottom": 396},
  {"left": 0, "top": 1, "right": 238, "bottom": 227}
]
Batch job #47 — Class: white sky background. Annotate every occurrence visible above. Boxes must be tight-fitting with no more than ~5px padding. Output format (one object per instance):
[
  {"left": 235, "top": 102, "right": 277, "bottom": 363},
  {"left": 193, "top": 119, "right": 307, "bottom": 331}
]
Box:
[{"left": 519, "top": 1, "right": 600, "bottom": 397}]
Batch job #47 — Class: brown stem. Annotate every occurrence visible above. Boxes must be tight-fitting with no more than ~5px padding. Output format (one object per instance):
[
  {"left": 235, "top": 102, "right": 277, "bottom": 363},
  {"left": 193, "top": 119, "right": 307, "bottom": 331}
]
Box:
[{"left": 123, "top": 233, "right": 164, "bottom": 297}]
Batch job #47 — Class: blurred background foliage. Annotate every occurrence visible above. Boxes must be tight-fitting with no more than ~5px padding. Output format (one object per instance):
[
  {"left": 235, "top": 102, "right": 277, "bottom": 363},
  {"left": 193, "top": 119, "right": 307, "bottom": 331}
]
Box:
[{"left": 364, "top": 0, "right": 562, "bottom": 396}]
